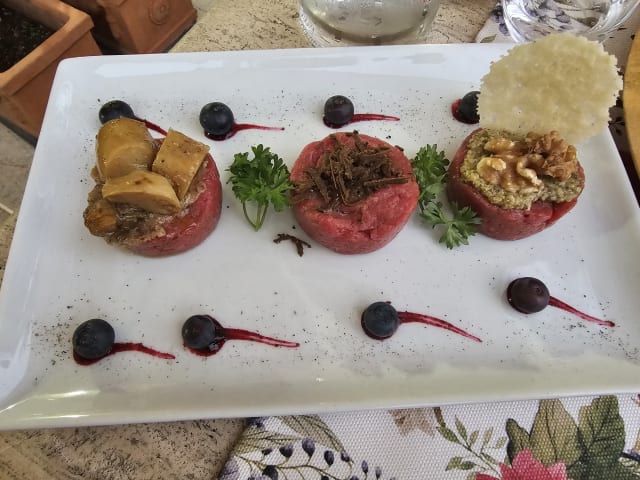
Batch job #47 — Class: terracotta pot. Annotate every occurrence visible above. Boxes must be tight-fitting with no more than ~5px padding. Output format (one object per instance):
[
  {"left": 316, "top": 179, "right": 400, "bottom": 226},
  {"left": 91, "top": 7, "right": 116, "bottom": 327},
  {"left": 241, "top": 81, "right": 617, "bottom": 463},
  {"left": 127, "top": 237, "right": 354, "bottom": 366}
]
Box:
[
  {"left": 62, "top": 0, "right": 197, "bottom": 54},
  {"left": 0, "top": 0, "right": 101, "bottom": 140}
]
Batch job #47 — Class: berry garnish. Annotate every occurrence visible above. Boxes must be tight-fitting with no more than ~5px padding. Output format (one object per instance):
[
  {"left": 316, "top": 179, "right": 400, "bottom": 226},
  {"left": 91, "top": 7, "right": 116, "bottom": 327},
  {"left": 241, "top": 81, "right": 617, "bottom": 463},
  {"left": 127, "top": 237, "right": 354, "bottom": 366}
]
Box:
[
  {"left": 182, "top": 314, "right": 299, "bottom": 356},
  {"left": 200, "top": 102, "right": 234, "bottom": 137},
  {"left": 72, "top": 318, "right": 175, "bottom": 365},
  {"left": 507, "top": 277, "right": 615, "bottom": 327},
  {"left": 361, "top": 302, "right": 400, "bottom": 340},
  {"left": 452, "top": 90, "right": 480, "bottom": 124},
  {"left": 507, "top": 277, "right": 550, "bottom": 314},
  {"left": 98, "top": 99, "right": 167, "bottom": 135},
  {"left": 361, "top": 302, "right": 481, "bottom": 342},
  {"left": 323, "top": 95, "right": 355, "bottom": 128},
  {"left": 99, "top": 100, "right": 135, "bottom": 124},
  {"left": 72, "top": 318, "right": 115, "bottom": 360},
  {"left": 182, "top": 314, "right": 223, "bottom": 351},
  {"left": 322, "top": 95, "right": 399, "bottom": 128},
  {"left": 199, "top": 103, "right": 284, "bottom": 140}
]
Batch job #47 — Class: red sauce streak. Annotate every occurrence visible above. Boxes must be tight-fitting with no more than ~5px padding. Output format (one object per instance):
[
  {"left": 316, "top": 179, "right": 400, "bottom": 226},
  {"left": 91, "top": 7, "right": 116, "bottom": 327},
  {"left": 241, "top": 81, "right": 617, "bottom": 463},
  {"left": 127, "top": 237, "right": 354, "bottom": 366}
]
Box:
[
  {"left": 323, "top": 113, "right": 400, "bottom": 129},
  {"left": 398, "top": 311, "right": 482, "bottom": 343},
  {"left": 185, "top": 317, "right": 299, "bottom": 357},
  {"left": 548, "top": 296, "right": 615, "bottom": 327},
  {"left": 204, "top": 123, "right": 285, "bottom": 141},
  {"left": 133, "top": 116, "right": 167, "bottom": 136},
  {"left": 450, "top": 99, "right": 478, "bottom": 125},
  {"left": 74, "top": 342, "right": 175, "bottom": 365}
]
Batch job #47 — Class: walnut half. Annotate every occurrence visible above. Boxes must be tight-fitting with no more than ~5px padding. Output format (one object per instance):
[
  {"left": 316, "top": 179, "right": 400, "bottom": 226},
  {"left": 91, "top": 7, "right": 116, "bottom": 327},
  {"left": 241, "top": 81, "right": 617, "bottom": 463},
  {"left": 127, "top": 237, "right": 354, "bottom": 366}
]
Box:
[
  {"left": 476, "top": 131, "right": 577, "bottom": 193},
  {"left": 525, "top": 131, "right": 577, "bottom": 181}
]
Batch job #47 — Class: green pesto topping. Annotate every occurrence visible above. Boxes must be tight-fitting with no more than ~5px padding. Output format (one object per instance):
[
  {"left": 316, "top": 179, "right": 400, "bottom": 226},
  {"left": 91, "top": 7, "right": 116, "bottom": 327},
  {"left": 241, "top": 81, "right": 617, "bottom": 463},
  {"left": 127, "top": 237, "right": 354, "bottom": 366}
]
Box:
[{"left": 460, "top": 129, "right": 584, "bottom": 210}]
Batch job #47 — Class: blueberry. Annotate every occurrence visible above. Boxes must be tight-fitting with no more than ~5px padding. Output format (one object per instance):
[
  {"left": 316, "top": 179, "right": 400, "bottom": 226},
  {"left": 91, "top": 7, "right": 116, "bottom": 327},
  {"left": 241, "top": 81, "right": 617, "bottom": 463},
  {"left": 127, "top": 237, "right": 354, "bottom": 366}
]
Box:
[
  {"left": 361, "top": 302, "right": 400, "bottom": 340},
  {"left": 323, "top": 95, "right": 355, "bottom": 127},
  {"left": 99, "top": 100, "right": 136, "bottom": 124},
  {"left": 455, "top": 91, "right": 480, "bottom": 124},
  {"left": 72, "top": 318, "right": 115, "bottom": 360},
  {"left": 200, "top": 102, "right": 234, "bottom": 136},
  {"left": 507, "top": 277, "right": 550, "bottom": 314},
  {"left": 181, "top": 314, "right": 222, "bottom": 350}
]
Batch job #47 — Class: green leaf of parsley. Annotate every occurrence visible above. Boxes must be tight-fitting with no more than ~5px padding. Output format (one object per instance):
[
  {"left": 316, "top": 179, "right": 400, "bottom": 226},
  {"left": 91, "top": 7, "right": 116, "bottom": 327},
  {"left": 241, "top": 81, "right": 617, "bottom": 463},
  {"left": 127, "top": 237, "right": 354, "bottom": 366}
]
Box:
[
  {"left": 227, "top": 145, "right": 293, "bottom": 231},
  {"left": 411, "top": 145, "right": 480, "bottom": 248}
]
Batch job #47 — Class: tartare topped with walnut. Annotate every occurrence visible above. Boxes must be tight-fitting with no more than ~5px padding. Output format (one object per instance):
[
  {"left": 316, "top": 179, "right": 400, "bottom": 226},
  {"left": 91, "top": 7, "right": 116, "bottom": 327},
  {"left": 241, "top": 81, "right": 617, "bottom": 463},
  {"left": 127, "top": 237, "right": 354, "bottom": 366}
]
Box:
[
  {"left": 460, "top": 129, "right": 583, "bottom": 211},
  {"left": 446, "top": 33, "right": 621, "bottom": 241}
]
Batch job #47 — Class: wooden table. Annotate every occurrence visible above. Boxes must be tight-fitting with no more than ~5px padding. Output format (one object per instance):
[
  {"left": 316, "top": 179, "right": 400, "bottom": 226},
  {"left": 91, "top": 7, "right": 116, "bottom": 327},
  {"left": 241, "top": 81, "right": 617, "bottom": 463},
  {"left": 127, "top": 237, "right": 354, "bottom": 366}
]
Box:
[{"left": 624, "top": 27, "right": 640, "bottom": 176}]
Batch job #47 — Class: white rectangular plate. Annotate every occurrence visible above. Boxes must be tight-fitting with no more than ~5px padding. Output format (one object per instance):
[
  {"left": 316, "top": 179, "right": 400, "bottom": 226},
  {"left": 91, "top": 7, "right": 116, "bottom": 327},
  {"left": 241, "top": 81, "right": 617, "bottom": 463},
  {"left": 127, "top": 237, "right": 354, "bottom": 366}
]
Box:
[{"left": 1, "top": 44, "right": 640, "bottom": 430}]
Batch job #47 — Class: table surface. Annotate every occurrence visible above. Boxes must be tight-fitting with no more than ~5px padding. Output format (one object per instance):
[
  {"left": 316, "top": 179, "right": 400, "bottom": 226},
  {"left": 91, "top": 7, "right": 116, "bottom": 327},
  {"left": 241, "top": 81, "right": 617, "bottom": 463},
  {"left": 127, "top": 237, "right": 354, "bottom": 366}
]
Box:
[{"left": 0, "top": 0, "right": 496, "bottom": 478}]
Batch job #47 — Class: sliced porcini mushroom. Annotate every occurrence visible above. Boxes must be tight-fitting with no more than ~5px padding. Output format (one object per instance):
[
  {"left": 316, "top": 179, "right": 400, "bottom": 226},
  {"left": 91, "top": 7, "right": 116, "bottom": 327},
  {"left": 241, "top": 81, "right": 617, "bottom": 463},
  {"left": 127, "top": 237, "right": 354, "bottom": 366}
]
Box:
[
  {"left": 152, "top": 128, "right": 210, "bottom": 201},
  {"left": 96, "top": 118, "right": 156, "bottom": 180},
  {"left": 83, "top": 198, "right": 118, "bottom": 236},
  {"left": 102, "top": 170, "right": 181, "bottom": 215}
]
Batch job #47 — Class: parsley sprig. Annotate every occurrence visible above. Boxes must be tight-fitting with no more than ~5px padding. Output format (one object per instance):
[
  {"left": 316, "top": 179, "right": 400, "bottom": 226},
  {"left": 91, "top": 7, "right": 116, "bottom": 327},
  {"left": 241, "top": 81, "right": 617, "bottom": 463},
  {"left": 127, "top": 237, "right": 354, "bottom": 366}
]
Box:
[
  {"left": 411, "top": 145, "right": 480, "bottom": 248},
  {"left": 227, "top": 145, "right": 293, "bottom": 231}
]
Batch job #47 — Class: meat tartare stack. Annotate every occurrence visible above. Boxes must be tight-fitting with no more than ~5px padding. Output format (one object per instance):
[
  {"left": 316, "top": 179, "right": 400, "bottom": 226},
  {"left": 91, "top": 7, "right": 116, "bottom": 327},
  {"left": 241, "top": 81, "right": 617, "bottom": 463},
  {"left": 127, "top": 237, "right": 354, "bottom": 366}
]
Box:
[
  {"left": 291, "top": 131, "right": 419, "bottom": 254},
  {"left": 446, "top": 33, "right": 622, "bottom": 240},
  {"left": 83, "top": 118, "right": 223, "bottom": 256}
]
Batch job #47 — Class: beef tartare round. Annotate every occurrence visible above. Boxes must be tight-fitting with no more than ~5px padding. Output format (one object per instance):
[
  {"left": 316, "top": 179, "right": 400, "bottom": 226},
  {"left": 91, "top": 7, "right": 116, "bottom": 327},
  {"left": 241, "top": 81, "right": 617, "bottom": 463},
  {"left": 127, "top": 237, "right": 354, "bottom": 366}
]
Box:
[
  {"left": 290, "top": 131, "right": 419, "bottom": 254},
  {"left": 83, "top": 121, "right": 223, "bottom": 256},
  {"left": 446, "top": 128, "right": 584, "bottom": 241}
]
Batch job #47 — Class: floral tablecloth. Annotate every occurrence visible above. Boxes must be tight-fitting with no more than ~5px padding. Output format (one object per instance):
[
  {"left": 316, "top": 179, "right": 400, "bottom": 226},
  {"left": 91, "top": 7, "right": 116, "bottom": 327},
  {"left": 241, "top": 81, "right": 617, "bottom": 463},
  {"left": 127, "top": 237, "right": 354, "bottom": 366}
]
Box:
[
  {"left": 220, "top": 395, "right": 640, "bottom": 480},
  {"left": 216, "top": 5, "right": 640, "bottom": 480}
]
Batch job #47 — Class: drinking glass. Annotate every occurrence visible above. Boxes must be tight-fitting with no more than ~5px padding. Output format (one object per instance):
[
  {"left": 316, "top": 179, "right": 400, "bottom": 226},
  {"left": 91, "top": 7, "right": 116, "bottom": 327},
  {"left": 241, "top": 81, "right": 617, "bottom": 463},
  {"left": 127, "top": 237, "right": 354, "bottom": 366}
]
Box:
[
  {"left": 501, "top": 0, "right": 640, "bottom": 42},
  {"left": 298, "top": 0, "right": 441, "bottom": 47}
]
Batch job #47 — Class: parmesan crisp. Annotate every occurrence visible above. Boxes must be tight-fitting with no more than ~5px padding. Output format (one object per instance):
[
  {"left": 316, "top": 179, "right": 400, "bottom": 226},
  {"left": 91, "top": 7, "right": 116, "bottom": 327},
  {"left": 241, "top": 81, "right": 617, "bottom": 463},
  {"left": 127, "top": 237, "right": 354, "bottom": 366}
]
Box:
[{"left": 477, "top": 33, "right": 622, "bottom": 144}]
